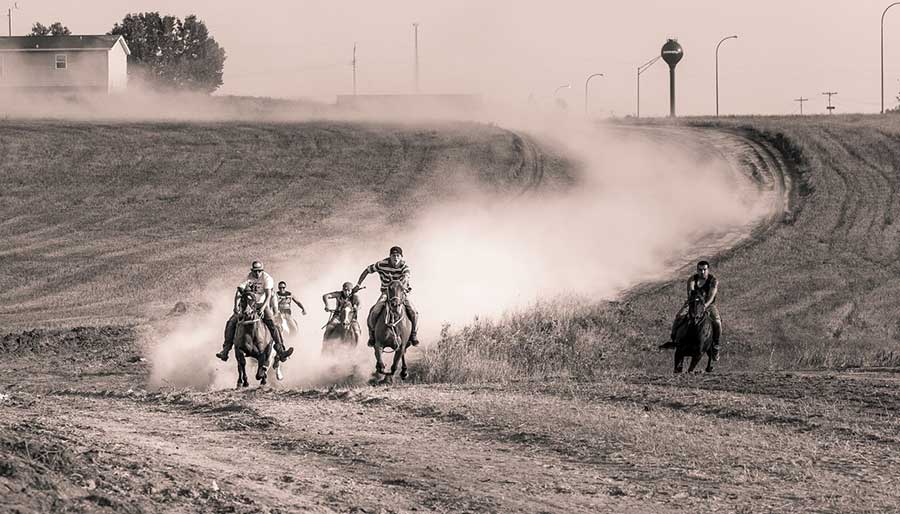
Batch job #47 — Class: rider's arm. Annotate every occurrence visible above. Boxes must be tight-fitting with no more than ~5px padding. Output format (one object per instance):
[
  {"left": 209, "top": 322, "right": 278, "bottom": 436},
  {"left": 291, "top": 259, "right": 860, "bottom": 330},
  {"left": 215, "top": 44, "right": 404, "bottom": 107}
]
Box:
[
  {"left": 233, "top": 288, "right": 242, "bottom": 312},
  {"left": 292, "top": 297, "right": 306, "bottom": 313},
  {"left": 686, "top": 277, "right": 695, "bottom": 299},
  {"left": 351, "top": 294, "right": 360, "bottom": 308},
  {"left": 323, "top": 291, "right": 339, "bottom": 309},
  {"left": 356, "top": 267, "right": 372, "bottom": 289},
  {"left": 705, "top": 280, "right": 718, "bottom": 308}
]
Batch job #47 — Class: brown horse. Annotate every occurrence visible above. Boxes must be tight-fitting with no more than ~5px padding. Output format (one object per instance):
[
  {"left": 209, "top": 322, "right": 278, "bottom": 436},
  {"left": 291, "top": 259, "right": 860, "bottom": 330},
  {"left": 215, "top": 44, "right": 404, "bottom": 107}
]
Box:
[
  {"left": 323, "top": 300, "right": 360, "bottom": 354},
  {"left": 233, "top": 290, "right": 279, "bottom": 387},
  {"left": 673, "top": 290, "right": 715, "bottom": 373},
  {"left": 372, "top": 280, "right": 412, "bottom": 384}
]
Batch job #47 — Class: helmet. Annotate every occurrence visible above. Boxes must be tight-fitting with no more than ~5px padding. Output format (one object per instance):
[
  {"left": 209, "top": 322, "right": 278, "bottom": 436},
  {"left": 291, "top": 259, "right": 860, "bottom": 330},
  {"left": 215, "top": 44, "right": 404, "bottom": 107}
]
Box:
[
  {"left": 342, "top": 281, "right": 354, "bottom": 289},
  {"left": 389, "top": 246, "right": 403, "bottom": 256},
  {"left": 251, "top": 261, "right": 264, "bottom": 271},
  {"left": 278, "top": 281, "right": 287, "bottom": 287}
]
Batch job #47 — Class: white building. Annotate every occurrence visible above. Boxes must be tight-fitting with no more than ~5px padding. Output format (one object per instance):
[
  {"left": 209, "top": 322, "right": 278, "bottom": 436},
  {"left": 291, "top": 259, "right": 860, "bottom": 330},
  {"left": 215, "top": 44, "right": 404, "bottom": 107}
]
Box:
[{"left": 0, "top": 35, "right": 130, "bottom": 94}]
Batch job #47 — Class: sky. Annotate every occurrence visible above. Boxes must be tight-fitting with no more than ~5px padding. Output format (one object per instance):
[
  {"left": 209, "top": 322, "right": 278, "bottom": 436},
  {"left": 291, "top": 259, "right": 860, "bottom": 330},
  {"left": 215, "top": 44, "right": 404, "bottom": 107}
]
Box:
[{"left": 9, "top": 0, "right": 900, "bottom": 116}]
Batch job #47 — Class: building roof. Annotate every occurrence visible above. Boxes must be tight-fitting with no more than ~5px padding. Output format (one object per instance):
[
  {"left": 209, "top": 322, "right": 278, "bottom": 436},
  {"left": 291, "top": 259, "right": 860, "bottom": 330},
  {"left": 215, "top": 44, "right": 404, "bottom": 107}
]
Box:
[{"left": 0, "top": 35, "right": 130, "bottom": 54}]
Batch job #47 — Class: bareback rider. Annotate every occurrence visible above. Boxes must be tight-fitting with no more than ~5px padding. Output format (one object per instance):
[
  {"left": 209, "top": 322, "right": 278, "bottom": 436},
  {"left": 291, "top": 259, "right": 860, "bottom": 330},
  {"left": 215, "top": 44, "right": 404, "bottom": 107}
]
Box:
[
  {"left": 275, "top": 281, "right": 307, "bottom": 320},
  {"left": 216, "top": 261, "right": 294, "bottom": 362},
  {"left": 354, "top": 246, "right": 419, "bottom": 347},
  {"left": 322, "top": 281, "right": 361, "bottom": 324},
  {"left": 665, "top": 260, "right": 722, "bottom": 360}
]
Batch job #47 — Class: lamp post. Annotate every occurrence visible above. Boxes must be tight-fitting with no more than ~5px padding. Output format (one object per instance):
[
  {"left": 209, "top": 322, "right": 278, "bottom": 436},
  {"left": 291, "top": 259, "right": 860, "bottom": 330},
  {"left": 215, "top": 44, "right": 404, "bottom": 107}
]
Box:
[
  {"left": 636, "top": 55, "right": 661, "bottom": 118},
  {"left": 584, "top": 73, "right": 604, "bottom": 117},
  {"left": 715, "top": 35, "right": 738, "bottom": 117},
  {"left": 554, "top": 84, "right": 571, "bottom": 96},
  {"left": 883, "top": 3, "right": 900, "bottom": 113}
]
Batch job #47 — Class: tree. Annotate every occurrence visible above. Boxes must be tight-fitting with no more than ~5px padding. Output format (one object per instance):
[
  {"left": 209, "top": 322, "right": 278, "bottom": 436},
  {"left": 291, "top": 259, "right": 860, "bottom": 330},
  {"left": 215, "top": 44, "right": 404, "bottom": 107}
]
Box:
[
  {"left": 109, "top": 12, "right": 226, "bottom": 93},
  {"left": 29, "top": 22, "right": 71, "bottom": 36}
]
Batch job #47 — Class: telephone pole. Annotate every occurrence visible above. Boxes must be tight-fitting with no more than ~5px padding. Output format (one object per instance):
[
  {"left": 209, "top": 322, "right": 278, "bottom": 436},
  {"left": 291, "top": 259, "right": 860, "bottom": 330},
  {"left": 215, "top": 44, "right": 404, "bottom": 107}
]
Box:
[
  {"left": 412, "top": 23, "right": 419, "bottom": 94},
  {"left": 6, "top": 3, "right": 18, "bottom": 37},
  {"left": 794, "top": 97, "right": 808, "bottom": 115},
  {"left": 822, "top": 91, "right": 837, "bottom": 114},
  {"left": 351, "top": 42, "right": 357, "bottom": 96}
]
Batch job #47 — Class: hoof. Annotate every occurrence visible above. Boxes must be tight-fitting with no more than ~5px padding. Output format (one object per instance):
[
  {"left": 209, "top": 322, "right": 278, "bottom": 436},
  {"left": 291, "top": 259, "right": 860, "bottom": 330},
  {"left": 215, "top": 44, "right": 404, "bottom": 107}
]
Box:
[
  {"left": 379, "top": 376, "right": 394, "bottom": 386},
  {"left": 216, "top": 351, "right": 229, "bottom": 362},
  {"left": 256, "top": 367, "right": 267, "bottom": 381},
  {"left": 705, "top": 366, "right": 715, "bottom": 373},
  {"left": 400, "top": 370, "right": 409, "bottom": 380},
  {"left": 276, "top": 367, "right": 284, "bottom": 381},
  {"left": 239, "top": 381, "right": 249, "bottom": 388}
]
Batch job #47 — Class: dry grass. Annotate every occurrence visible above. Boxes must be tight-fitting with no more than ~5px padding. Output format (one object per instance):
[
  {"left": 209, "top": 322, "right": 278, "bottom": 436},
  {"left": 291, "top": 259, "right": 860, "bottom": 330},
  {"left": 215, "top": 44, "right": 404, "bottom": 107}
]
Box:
[
  {"left": 0, "top": 120, "right": 567, "bottom": 330},
  {"left": 423, "top": 114, "right": 900, "bottom": 380}
]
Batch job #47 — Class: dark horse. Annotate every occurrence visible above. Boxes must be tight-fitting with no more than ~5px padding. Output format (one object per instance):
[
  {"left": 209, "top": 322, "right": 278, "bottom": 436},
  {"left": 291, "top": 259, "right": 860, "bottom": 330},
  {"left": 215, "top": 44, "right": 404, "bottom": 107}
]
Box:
[
  {"left": 323, "top": 300, "right": 360, "bottom": 354},
  {"left": 372, "top": 280, "right": 412, "bottom": 384},
  {"left": 233, "top": 290, "right": 278, "bottom": 387},
  {"left": 673, "top": 290, "right": 716, "bottom": 373}
]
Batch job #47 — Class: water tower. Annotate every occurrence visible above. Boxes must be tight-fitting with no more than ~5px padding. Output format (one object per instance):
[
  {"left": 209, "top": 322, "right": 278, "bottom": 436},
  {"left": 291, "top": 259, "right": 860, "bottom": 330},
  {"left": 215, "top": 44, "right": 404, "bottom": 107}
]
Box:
[{"left": 661, "top": 39, "right": 684, "bottom": 117}]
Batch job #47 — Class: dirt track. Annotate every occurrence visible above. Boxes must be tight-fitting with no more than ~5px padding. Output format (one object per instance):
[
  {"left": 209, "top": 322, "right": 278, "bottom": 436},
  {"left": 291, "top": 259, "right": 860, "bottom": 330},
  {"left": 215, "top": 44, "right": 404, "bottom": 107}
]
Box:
[
  {"left": 3, "top": 328, "right": 900, "bottom": 513},
  {"left": 4, "top": 122, "right": 900, "bottom": 513}
]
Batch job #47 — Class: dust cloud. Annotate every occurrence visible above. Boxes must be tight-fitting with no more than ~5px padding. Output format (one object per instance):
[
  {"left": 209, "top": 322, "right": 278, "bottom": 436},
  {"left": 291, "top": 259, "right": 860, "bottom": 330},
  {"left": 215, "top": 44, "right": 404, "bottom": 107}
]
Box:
[{"left": 147, "top": 105, "right": 774, "bottom": 390}]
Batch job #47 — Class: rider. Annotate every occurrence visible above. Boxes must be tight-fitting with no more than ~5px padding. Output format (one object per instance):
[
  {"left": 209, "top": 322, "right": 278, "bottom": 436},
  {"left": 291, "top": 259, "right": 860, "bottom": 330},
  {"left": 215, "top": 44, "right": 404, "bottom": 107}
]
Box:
[
  {"left": 322, "top": 281, "right": 361, "bottom": 323},
  {"left": 354, "top": 246, "right": 419, "bottom": 347},
  {"left": 216, "top": 261, "right": 294, "bottom": 362},
  {"left": 664, "top": 260, "right": 722, "bottom": 360},
  {"left": 275, "top": 281, "right": 307, "bottom": 327}
]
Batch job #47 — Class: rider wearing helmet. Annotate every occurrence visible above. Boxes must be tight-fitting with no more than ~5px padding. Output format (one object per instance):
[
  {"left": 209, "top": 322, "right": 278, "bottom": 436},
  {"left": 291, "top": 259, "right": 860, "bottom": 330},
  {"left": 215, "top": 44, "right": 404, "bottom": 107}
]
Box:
[
  {"left": 216, "top": 261, "right": 294, "bottom": 362},
  {"left": 355, "top": 246, "right": 419, "bottom": 347},
  {"left": 322, "top": 282, "right": 361, "bottom": 323}
]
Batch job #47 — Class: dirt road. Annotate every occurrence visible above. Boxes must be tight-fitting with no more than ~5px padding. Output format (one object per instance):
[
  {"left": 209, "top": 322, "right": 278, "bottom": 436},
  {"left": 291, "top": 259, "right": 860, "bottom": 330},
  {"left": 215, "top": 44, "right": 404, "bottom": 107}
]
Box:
[{"left": 3, "top": 328, "right": 899, "bottom": 513}]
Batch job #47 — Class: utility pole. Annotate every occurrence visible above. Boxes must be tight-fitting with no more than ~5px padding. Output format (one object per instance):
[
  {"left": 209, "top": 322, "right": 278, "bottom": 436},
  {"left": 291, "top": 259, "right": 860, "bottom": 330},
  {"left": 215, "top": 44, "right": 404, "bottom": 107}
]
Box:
[
  {"left": 6, "top": 2, "right": 18, "bottom": 37},
  {"left": 412, "top": 22, "right": 419, "bottom": 94},
  {"left": 352, "top": 42, "right": 357, "bottom": 96},
  {"left": 822, "top": 91, "right": 837, "bottom": 114},
  {"left": 794, "top": 97, "right": 808, "bottom": 115}
]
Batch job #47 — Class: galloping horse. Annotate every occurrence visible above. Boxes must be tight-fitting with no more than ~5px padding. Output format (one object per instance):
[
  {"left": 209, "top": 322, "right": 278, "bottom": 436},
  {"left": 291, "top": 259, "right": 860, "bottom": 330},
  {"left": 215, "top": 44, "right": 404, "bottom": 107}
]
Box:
[
  {"left": 233, "top": 290, "right": 278, "bottom": 387},
  {"left": 371, "top": 280, "right": 412, "bottom": 384},
  {"left": 323, "top": 300, "right": 360, "bottom": 354},
  {"left": 673, "top": 290, "right": 715, "bottom": 373}
]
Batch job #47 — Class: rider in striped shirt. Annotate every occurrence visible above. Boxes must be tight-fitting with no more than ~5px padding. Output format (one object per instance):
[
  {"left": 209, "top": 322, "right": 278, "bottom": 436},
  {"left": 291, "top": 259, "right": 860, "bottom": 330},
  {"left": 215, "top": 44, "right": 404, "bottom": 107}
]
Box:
[{"left": 354, "top": 246, "right": 419, "bottom": 347}]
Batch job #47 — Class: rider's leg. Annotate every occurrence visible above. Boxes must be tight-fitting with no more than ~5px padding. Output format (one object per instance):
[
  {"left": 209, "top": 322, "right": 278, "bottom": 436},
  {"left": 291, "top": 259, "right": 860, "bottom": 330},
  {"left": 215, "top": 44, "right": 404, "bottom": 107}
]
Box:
[
  {"left": 367, "top": 296, "right": 386, "bottom": 347},
  {"left": 403, "top": 297, "right": 419, "bottom": 346},
  {"left": 669, "top": 302, "right": 690, "bottom": 342},
  {"left": 708, "top": 305, "right": 722, "bottom": 361},
  {"left": 262, "top": 307, "right": 293, "bottom": 361},
  {"left": 217, "top": 314, "right": 238, "bottom": 361}
]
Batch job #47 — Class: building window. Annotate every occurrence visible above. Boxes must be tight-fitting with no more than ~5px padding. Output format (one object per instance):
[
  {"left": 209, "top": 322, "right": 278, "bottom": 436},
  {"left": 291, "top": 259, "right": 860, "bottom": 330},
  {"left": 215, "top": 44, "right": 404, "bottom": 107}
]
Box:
[{"left": 55, "top": 54, "right": 67, "bottom": 70}]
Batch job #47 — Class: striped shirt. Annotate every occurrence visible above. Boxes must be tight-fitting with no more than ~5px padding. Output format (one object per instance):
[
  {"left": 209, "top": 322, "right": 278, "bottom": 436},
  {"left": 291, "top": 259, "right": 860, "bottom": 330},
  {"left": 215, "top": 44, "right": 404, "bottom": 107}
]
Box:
[{"left": 367, "top": 258, "right": 410, "bottom": 291}]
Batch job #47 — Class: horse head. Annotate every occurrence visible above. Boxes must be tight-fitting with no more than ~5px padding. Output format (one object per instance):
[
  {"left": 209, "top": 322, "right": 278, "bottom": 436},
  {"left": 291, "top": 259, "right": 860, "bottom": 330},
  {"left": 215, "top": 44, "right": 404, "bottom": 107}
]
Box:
[
  {"left": 238, "top": 289, "right": 259, "bottom": 320},
  {"left": 386, "top": 280, "right": 406, "bottom": 310},
  {"left": 688, "top": 290, "right": 708, "bottom": 326}
]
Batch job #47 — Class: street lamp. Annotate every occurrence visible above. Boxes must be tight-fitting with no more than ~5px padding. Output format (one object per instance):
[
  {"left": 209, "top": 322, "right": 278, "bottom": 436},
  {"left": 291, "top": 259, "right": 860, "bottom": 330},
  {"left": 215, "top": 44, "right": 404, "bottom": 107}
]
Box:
[
  {"left": 883, "top": 2, "right": 900, "bottom": 113},
  {"left": 584, "top": 73, "right": 604, "bottom": 117},
  {"left": 636, "top": 55, "right": 661, "bottom": 118},
  {"left": 715, "top": 35, "right": 738, "bottom": 117},
  {"left": 554, "top": 84, "right": 571, "bottom": 96}
]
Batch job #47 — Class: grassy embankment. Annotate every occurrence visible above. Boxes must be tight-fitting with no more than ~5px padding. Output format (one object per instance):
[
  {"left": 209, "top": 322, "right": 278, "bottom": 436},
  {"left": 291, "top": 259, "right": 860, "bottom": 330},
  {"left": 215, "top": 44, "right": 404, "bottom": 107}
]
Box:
[
  {"left": 0, "top": 121, "right": 567, "bottom": 330},
  {"left": 421, "top": 115, "right": 900, "bottom": 381}
]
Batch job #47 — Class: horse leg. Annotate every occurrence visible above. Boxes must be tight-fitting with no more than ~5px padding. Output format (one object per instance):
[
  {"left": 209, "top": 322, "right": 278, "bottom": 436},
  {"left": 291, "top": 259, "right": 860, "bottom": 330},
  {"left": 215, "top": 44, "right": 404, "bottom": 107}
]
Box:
[
  {"left": 674, "top": 348, "right": 684, "bottom": 373},
  {"left": 705, "top": 349, "right": 715, "bottom": 373},
  {"left": 400, "top": 351, "right": 409, "bottom": 380},
  {"left": 388, "top": 344, "right": 402, "bottom": 376},
  {"left": 687, "top": 354, "right": 701, "bottom": 373},
  {"left": 236, "top": 351, "right": 249, "bottom": 388},
  {"left": 374, "top": 344, "right": 385, "bottom": 375}
]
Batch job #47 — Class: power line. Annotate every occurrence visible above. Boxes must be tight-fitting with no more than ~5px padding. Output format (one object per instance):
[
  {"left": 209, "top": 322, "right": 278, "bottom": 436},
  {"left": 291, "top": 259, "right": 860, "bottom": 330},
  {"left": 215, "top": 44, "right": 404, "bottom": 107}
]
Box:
[
  {"left": 822, "top": 91, "right": 838, "bottom": 114},
  {"left": 794, "top": 97, "right": 808, "bottom": 115}
]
